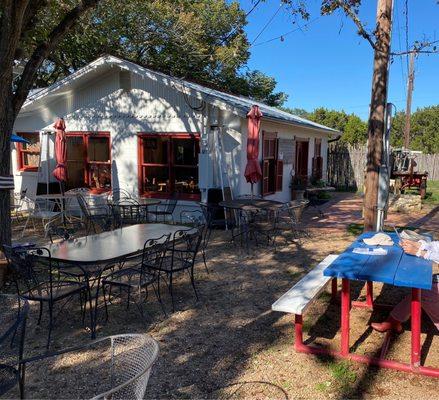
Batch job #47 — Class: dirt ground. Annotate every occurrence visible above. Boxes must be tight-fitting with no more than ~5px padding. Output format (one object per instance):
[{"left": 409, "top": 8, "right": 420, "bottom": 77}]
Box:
[{"left": 3, "top": 193, "right": 439, "bottom": 399}]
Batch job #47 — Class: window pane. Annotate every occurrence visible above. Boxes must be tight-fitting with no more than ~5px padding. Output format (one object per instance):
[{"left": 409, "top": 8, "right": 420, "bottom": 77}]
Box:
[
  {"left": 88, "top": 137, "right": 110, "bottom": 162},
  {"left": 22, "top": 133, "right": 40, "bottom": 153},
  {"left": 23, "top": 153, "right": 40, "bottom": 168},
  {"left": 89, "top": 164, "right": 111, "bottom": 189},
  {"left": 66, "top": 136, "right": 85, "bottom": 189},
  {"left": 173, "top": 138, "right": 198, "bottom": 166},
  {"left": 143, "top": 166, "right": 170, "bottom": 193},
  {"left": 143, "top": 137, "right": 168, "bottom": 164},
  {"left": 175, "top": 167, "right": 199, "bottom": 195}
]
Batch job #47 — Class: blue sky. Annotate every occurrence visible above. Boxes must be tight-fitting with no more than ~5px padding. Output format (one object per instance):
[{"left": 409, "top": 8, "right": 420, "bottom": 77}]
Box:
[{"left": 239, "top": 0, "right": 439, "bottom": 119}]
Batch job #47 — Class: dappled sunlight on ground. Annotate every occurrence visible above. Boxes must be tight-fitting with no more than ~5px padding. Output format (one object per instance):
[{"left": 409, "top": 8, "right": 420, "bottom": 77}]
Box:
[{"left": 3, "top": 192, "right": 439, "bottom": 399}]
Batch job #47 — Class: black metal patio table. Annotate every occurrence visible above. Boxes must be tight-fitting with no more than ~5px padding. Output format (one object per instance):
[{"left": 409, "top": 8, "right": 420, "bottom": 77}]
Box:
[{"left": 36, "top": 223, "right": 191, "bottom": 338}]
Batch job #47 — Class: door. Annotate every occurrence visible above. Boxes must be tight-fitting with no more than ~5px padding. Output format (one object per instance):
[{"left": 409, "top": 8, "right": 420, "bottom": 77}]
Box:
[
  {"left": 66, "top": 135, "right": 86, "bottom": 190},
  {"left": 295, "top": 140, "right": 309, "bottom": 184}
]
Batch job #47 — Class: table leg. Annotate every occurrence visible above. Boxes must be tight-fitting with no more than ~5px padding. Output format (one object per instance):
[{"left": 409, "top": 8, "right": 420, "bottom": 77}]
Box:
[
  {"left": 366, "top": 281, "right": 374, "bottom": 307},
  {"left": 341, "top": 278, "right": 351, "bottom": 356},
  {"left": 411, "top": 288, "right": 421, "bottom": 368}
]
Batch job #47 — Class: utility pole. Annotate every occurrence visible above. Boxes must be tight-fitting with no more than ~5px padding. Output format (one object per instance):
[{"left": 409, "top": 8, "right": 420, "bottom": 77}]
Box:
[
  {"left": 404, "top": 51, "right": 416, "bottom": 149},
  {"left": 363, "top": 0, "right": 393, "bottom": 232}
]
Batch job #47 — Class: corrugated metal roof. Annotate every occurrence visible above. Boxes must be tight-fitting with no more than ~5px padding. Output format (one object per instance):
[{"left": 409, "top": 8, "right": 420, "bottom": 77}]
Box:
[{"left": 23, "top": 55, "right": 338, "bottom": 134}]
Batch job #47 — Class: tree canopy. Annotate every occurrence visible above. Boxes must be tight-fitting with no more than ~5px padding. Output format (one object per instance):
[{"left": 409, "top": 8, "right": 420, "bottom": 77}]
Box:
[
  {"left": 390, "top": 106, "right": 439, "bottom": 153},
  {"left": 21, "top": 0, "right": 287, "bottom": 106}
]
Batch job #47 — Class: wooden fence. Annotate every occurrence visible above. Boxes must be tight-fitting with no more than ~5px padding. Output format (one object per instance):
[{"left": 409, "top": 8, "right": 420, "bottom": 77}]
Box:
[{"left": 327, "top": 143, "right": 439, "bottom": 190}]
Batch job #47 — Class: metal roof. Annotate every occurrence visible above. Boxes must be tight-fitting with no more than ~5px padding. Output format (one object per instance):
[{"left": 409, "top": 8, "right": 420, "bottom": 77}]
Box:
[{"left": 23, "top": 55, "right": 338, "bottom": 134}]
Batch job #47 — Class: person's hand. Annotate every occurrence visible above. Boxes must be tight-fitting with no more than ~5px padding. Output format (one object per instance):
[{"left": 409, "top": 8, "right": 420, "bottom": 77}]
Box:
[{"left": 400, "top": 239, "right": 422, "bottom": 256}]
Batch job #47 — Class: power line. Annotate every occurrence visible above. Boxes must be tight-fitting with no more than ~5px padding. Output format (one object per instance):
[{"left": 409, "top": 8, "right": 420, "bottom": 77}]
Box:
[
  {"left": 250, "top": 17, "right": 320, "bottom": 48},
  {"left": 250, "top": 3, "right": 284, "bottom": 46},
  {"left": 394, "top": 0, "right": 407, "bottom": 86},
  {"left": 404, "top": 0, "right": 410, "bottom": 74}
]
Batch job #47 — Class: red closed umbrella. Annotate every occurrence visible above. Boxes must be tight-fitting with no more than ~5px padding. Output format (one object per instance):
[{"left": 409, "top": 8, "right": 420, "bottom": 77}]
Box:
[
  {"left": 52, "top": 118, "right": 68, "bottom": 183},
  {"left": 244, "top": 105, "right": 263, "bottom": 196}
]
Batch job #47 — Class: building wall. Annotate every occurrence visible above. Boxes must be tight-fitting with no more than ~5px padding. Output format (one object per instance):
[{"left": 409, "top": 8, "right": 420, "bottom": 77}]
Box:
[{"left": 12, "top": 67, "right": 331, "bottom": 212}]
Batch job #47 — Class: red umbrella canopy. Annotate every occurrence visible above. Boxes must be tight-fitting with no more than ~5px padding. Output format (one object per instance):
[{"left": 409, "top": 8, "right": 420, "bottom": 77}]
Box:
[
  {"left": 244, "top": 105, "right": 263, "bottom": 184},
  {"left": 52, "top": 118, "right": 68, "bottom": 182}
]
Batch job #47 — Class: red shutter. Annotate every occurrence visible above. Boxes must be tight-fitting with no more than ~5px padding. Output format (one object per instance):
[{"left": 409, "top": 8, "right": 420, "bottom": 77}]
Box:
[
  {"left": 262, "top": 160, "right": 270, "bottom": 195},
  {"left": 276, "top": 160, "right": 283, "bottom": 192}
]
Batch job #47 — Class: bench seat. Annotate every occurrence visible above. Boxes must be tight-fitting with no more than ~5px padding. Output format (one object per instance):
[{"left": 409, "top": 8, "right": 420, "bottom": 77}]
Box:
[{"left": 272, "top": 254, "right": 339, "bottom": 315}]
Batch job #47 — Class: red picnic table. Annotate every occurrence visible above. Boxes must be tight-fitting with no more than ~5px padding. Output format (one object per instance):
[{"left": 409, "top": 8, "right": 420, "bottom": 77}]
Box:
[{"left": 272, "top": 231, "right": 437, "bottom": 377}]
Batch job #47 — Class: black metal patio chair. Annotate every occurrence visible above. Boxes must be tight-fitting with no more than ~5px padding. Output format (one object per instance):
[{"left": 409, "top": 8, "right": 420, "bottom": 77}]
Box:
[
  {"left": 3, "top": 246, "right": 87, "bottom": 349},
  {"left": 0, "top": 294, "right": 28, "bottom": 397},
  {"left": 148, "top": 196, "right": 178, "bottom": 223},
  {"left": 19, "top": 334, "right": 159, "bottom": 400},
  {"left": 180, "top": 209, "right": 209, "bottom": 273},
  {"left": 76, "top": 193, "right": 113, "bottom": 234},
  {"left": 102, "top": 234, "right": 170, "bottom": 318},
  {"left": 148, "top": 228, "right": 203, "bottom": 312},
  {"left": 110, "top": 198, "right": 143, "bottom": 228}
]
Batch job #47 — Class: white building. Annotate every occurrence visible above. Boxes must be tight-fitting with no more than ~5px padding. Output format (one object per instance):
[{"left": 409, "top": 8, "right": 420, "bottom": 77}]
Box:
[{"left": 12, "top": 55, "right": 337, "bottom": 208}]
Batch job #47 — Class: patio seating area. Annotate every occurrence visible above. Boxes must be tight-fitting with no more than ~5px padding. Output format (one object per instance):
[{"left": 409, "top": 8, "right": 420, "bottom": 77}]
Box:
[{"left": 1, "top": 192, "right": 438, "bottom": 398}]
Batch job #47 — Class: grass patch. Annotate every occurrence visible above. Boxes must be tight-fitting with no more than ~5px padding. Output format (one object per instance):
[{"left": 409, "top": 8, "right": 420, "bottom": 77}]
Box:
[
  {"left": 329, "top": 361, "right": 357, "bottom": 388},
  {"left": 424, "top": 180, "right": 439, "bottom": 205},
  {"left": 347, "top": 223, "right": 363, "bottom": 236}
]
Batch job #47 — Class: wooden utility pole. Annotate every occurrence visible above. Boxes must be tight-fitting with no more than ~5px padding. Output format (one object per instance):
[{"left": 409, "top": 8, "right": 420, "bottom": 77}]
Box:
[
  {"left": 404, "top": 51, "right": 416, "bottom": 149},
  {"left": 363, "top": 0, "right": 393, "bottom": 232}
]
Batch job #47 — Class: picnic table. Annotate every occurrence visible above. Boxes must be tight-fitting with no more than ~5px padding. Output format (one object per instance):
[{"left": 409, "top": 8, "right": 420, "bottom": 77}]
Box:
[
  {"left": 322, "top": 231, "right": 437, "bottom": 377},
  {"left": 37, "top": 223, "right": 192, "bottom": 338}
]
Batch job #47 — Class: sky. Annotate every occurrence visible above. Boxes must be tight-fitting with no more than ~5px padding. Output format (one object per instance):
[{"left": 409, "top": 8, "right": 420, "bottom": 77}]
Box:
[{"left": 239, "top": 0, "right": 439, "bottom": 120}]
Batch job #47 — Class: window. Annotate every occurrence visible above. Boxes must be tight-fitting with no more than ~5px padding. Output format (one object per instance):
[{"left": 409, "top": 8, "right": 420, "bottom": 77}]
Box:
[
  {"left": 65, "top": 132, "right": 111, "bottom": 191},
  {"left": 312, "top": 138, "right": 323, "bottom": 180},
  {"left": 16, "top": 132, "right": 40, "bottom": 171},
  {"left": 139, "top": 134, "right": 200, "bottom": 200},
  {"left": 262, "top": 132, "right": 283, "bottom": 195}
]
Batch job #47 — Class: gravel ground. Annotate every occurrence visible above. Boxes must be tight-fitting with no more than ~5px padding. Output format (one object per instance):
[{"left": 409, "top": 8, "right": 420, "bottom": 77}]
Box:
[{"left": 3, "top": 198, "right": 439, "bottom": 399}]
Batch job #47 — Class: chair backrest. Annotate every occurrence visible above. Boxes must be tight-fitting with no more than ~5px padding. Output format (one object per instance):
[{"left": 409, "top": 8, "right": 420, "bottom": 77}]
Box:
[
  {"left": 141, "top": 234, "right": 170, "bottom": 273},
  {"left": 164, "top": 197, "right": 178, "bottom": 214},
  {"left": 170, "top": 228, "right": 203, "bottom": 266},
  {"left": 3, "top": 246, "right": 55, "bottom": 298},
  {"left": 108, "top": 189, "right": 133, "bottom": 203},
  {"left": 92, "top": 334, "right": 159, "bottom": 400},
  {"left": 288, "top": 200, "right": 309, "bottom": 223},
  {"left": 76, "top": 194, "right": 93, "bottom": 219},
  {"left": 0, "top": 294, "right": 29, "bottom": 396}
]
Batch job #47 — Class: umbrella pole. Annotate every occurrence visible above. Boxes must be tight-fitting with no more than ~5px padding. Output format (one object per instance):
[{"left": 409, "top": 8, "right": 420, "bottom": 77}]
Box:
[{"left": 251, "top": 183, "right": 254, "bottom": 200}]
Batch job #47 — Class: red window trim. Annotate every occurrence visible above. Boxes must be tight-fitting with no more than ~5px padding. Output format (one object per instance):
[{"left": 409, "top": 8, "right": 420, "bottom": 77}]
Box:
[
  {"left": 262, "top": 131, "right": 282, "bottom": 196},
  {"left": 16, "top": 131, "right": 40, "bottom": 172},
  {"left": 65, "top": 131, "right": 112, "bottom": 193},
  {"left": 137, "top": 132, "right": 201, "bottom": 201}
]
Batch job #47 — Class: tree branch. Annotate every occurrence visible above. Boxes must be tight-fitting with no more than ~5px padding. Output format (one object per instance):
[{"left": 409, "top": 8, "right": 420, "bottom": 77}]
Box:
[
  {"left": 12, "top": 0, "right": 101, "bottom": 115},
  {"left": 333, "top": 0, "right": 377, "bottom": 50}
]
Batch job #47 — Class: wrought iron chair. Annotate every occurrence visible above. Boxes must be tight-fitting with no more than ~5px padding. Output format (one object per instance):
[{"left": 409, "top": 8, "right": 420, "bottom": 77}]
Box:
[
  {"left": 102, "top": 234, "right": 170, "bottom": 318},
  {"left": 76, "top": 194, "right": 113, "bottom": 234},
  {"left": 277, "top": 200, "right": 311, "bottom": 241},
  {"left": 3, "top": 246, "right": 87, "bottom": 349},
  {"left": 148, "top": 228, "right": 203, "bottom": 312},
  {"left": 10, "top": 189, "right": 27, "bottom": 223},
  {"left": 179, "top": 209, "right": 209, "bottom": 273},
  {"left": 111, "top": 198, "right": 142, "bottom": 228},
  {"left": 149, "top": 196, "right": 178, "bottom": 223},
  {"left": 19, "top": 334, "right": 159, "bottom": 400},
  {"left": 106, "top": 188, "right": 133, "bottom": 203},
  {"left": 46, "top": 219, "right": 86, "bottom": 243},
  {"left": 21, "top": 197, "right": 61, "bottom": 238},
  {"left": 0, "top": 295, "right": 28, "bottom": 397}
]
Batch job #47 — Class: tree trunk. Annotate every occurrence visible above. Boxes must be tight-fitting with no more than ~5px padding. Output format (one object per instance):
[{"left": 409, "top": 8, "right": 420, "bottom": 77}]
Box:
[
  {"left": 0, "top": 76, "right": 15, "bottom": 247},
  {"left": 363, "top": 0, "right": 393, "bottom": 232}
]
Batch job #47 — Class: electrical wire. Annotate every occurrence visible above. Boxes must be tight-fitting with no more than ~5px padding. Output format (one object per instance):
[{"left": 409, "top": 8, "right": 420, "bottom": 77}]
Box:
[
  {"left": 250, "top": 3, "right": 284, "bottom": 46},
  {"left": 404, "top": 0, "right": 410, "bottom": 74},
  {"left": 250, "top": 17, "right": 320, "bottom": 48}
]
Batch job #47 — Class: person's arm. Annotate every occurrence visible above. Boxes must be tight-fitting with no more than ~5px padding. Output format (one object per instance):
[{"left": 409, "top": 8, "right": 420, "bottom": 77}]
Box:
[
  {"left": 401, "top": 239, "right": 439, "bottom": 263},
  {"left": 418, "top": 240, "right": 439, "bottom": 263}
]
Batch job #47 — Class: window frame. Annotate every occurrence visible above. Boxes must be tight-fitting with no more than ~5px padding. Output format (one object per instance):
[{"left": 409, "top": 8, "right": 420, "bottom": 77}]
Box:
[
  {"left": 138, "top": 133, "right": 201, "bottom": 201},
  {"left": 65, "top": 131, "right": 112, "bottom": 192},
  {"left": 262, "top": 131, "right": 283, "bottom": 195},
  {"left": 16, "top": 132, "right": 41, "bottom": 172}
]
